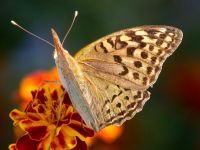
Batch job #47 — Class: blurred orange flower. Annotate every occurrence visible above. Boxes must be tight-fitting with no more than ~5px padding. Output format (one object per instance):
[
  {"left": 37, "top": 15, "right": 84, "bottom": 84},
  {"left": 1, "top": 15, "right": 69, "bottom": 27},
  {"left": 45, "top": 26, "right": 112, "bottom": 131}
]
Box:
[
  {"left": 86, "top": 125, "right": 123, "bottom": 146},
  {"left": 19, "top": 68, "right": 59, "bottom": 110},
  {"left": 9, "top": 85, "right": 94, "bottom": 150}
]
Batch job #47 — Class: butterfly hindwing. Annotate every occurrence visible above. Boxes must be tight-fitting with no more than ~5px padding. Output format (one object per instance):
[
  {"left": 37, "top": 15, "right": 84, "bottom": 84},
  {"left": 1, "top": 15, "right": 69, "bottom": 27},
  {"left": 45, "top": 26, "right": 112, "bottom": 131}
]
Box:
[{"left": 83, "top": 73, "right": 150, "bottom": 130}]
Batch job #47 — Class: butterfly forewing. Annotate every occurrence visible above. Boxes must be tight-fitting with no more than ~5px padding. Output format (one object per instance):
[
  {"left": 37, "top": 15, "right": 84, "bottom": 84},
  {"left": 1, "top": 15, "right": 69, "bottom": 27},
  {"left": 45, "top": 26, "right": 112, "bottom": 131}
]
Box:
[
  {"left": 74, "top": 26, "right": 182, "bottom": 130},
  {"left": 75, "top": 26, "right": 183, "bottom": 90}
]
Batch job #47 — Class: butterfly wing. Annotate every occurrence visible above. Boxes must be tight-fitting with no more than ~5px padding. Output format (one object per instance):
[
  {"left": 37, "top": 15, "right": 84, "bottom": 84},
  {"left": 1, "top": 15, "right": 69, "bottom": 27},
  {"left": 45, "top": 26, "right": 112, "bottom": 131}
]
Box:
[
  {"left": 75, "top": 26, "right": 183, "bottom": 89},
  {"left": 74, "top": 26, "right": 183, "bottom": 130},
  {"left": 82, "top": 73, "right": 150, "bottom": 130}
]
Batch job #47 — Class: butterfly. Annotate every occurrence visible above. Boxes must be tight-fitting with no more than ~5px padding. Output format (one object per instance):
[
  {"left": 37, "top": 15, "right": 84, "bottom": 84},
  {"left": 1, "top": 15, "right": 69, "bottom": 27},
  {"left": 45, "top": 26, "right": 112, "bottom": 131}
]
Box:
[{"left": 52, "top": 25, "right": 183, "bottom": 132}]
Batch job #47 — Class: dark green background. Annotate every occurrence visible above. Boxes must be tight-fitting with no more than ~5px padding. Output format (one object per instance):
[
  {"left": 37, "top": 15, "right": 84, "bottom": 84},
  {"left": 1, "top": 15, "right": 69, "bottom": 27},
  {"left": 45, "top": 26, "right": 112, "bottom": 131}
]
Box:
[{"left": 1, "top": 0, "right": 200, "bottom": 149}]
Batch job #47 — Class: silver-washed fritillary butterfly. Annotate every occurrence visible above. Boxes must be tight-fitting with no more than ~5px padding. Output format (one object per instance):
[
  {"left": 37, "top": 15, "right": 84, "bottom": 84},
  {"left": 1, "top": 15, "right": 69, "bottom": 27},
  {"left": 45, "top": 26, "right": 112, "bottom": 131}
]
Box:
[
  {"left": 12, "top": 12, "right": 183, "bottom": 131},
  {"left": 52, "top": 25, "right": 183, "bottom": 131}
]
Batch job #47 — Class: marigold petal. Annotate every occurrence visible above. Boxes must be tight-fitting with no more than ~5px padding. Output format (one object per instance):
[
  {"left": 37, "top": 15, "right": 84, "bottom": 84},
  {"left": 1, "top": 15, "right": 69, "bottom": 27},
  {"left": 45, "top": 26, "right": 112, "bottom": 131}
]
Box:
[
  {"left": 8, "top": 144, "right": 17, "bottom": 150},
  {"left": 19, "top": 119, "right": 53, "bottom": 140},
  {"left": 27, "top": 125, "right": 48, "bottom": 140},
  {"left": 61, "top": 106, "right": 73, "bottom": 124},
  {"left": 13, "top": 125, "right": 27, "bottom": 139},
  {"left": 16, "top": 134, "right": 40, "bottom": 150},
  {"left": 9, "top": 109, "right": 27, "bottom": 124},
  {"left": 73, "top": 138, "right": 88, "bottom": 150},
  {"left": 33, "top": 104, "right": 46, "bottom": 113},
  {"left": 71, "top": 112, "right": 83, "bottom": 122},
  {"left": 51, "top": 129, "right": 77, "bottom": 150},
  {"left": 62, "top": 122, "right": 94, "bottom": 141},
  {"left": 10, "top": 109, "right": 43, "bottom": 125},
  {"left": 37, "top": 131, "right": 54, "bottom": 150},
  {"left": 62, "top": 91, "right": 72, "bottom": 106}
]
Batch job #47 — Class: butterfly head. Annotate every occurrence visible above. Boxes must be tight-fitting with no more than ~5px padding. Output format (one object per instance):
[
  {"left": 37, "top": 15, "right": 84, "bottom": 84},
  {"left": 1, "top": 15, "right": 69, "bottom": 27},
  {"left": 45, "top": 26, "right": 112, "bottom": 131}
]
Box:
[{"left": 51, "top": 28, "right": 66, "bottom": 59}]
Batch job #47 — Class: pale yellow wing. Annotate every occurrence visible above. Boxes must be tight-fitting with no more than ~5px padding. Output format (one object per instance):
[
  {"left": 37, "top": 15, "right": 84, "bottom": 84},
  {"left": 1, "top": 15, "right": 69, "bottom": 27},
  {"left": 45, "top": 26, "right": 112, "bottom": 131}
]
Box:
[
  {"left": 75, "top": 25, "right": 183, "bottom": 90},
  {"left": 82, "top": 73, "right": 150, "bottom": 130},
  {"left": 74, "top": 26, "right": 183, "bottom": 130}
]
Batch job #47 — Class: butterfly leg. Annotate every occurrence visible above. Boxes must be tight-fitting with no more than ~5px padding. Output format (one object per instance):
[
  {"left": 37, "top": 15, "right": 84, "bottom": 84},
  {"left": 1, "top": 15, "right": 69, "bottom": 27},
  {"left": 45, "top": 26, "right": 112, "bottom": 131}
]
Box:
[
  {"left": 51, "top": 89, "right": 67, "bottom": 139},
  {"left": 25, "top": 80, "right": 61, "bottom": 113},
  {"left": 56, "top": 89, "right": 67, "bottom": 127}
]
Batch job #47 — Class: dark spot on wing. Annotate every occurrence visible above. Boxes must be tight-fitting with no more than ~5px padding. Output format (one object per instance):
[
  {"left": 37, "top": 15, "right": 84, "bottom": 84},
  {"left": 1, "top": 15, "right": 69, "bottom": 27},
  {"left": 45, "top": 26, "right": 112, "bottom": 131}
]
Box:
[
  {"left": 125, "top": 30, "right": 136, "bottom": 37},
  {"left": 133, "top": 72, "right": 139, "bottom": 80},
  {"left": 159, "top": 33, "right": 167, "bottom": 39},
  {"left": 100, "top": 42, "right": 108, "bottom": 53},
  {"left": 134, "top": 61, "right": 142, "bottom": 68},
  {"left": 118, "top": 90, "right": 123, "bottom": 96},
  {"left": 139, "top": 42, "right": 147, "bottom": 48},
  {"left": 119, "top": 66, "right": 129, "bottom": 76},
  {"left": 147, "top": 66, "right": 153, "bottom": 74},
  {"left": 149, "top": 45, "right": 154, "bottom": 51},
  {"left": 113, "top": 55, "right": 122, "bottom": 63},
  {"left": 156, "top": 39, "right": 163, "bottom": 46},
  {"left": 127, "top": 102, "right": 136, "bottom": 109},
  {"left": 107, "top": 38, "right": 114, "bottom": 48},
  {"left": 127, "top": 47, "right": 136, "bottom": 56},
  {"left": 124, "top": 96, "right": 129, "bottom": 100},
  {"left": 106, "top": 109, "right": 111, "bottom": 114},
  {"left": 157, "top": 49, "right": 162, "bottom": 55},
  {"left": 141, "top": 51, "right": 148, "bottom": 59},
  {"left": 143, "top": 77, "right": 148, "bottom": 85},
  {"left": 145, "top": 29, "right": 159, "bottom": 39},
  {"left": 151, "top": 57, "right": 157, "bottom": 64},
  {"left": 115, "top": 36, "right": 128, "bottom": 49},
  {"left": 111, "top": 94, "right": 117, "bottom": 102},
  {"left": 132, "top": 35, "right": 144, "bottom": 42},
  {"left": 116, "top": 103, "right": 121, "bottom": 108},
  {"left": 155, "top": 66, "right": 160, "bottom": 72}
]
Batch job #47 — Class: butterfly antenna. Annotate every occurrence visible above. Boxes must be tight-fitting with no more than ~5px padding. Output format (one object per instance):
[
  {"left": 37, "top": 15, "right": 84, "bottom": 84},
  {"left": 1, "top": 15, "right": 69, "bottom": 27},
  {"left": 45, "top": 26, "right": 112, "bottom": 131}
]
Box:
[
  {"left": 61, "top": 10, "right": 78, "bottom": 45},
  {"left": 11, "top": 20, "right": 54, "bottom": 47}
]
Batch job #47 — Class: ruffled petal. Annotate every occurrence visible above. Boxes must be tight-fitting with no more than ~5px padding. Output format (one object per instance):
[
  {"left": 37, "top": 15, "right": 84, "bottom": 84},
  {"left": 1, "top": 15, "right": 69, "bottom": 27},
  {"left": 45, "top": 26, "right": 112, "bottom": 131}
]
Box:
[
  {"left": 62, "top": 122, "right": 94, "bottom": 141},
  {"left": 16, "top": 134, "right": 40, "bottom": 150},
  {"left": 51, "top": 129, "right": 77, "bottom": 150},
  {"left": 19, "top": 119, "right": 53, "bottom": 141},
  {"left": 73, "top": 138, "right": 87, "bottom": 150},
  {"left": 9, "top": 109, "right": 28, "bottom": 124},
  {"left": 60, "top": 105, "right": 73, "bottom": 124},
  {"left": 37, "top": 131, "right": 54, "bottom": 150},
  {"left": 10, "top": 109, "right": 43, "bottom": 125}
]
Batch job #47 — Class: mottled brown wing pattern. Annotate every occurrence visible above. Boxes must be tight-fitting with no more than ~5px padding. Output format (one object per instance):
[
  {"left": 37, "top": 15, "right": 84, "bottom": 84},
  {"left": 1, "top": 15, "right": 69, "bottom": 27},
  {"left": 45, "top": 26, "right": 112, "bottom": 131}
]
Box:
[
  {"left": 75, "top": 26, "right": 183, "bottom": 89},
  {"left": 83, "top": 73, "right": 150, "bottom": 130},
  {"left": 74, "top": 25, "right": 182, "bottom": 129}
]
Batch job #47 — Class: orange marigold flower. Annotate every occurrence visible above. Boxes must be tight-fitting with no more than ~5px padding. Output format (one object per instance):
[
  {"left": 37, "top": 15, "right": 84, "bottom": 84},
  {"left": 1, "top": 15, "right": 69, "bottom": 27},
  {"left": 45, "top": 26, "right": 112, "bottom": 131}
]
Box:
[{"left": 9, "top": 85, "right": 94, "bottom": 150}]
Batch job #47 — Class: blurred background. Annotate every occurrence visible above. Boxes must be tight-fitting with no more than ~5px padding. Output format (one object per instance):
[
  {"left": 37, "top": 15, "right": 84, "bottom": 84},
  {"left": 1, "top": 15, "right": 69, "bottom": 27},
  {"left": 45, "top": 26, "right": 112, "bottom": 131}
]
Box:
[{"left": 1, "top": 0, "right": 200, "bottom": 149}]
